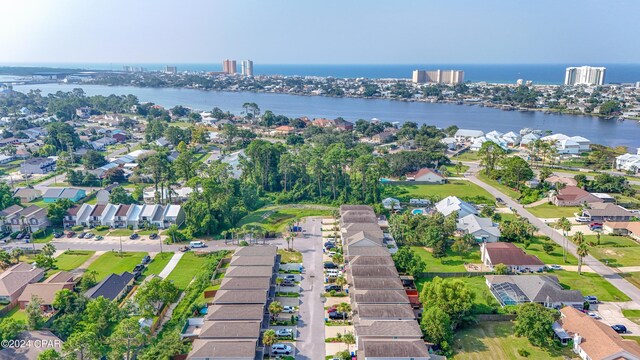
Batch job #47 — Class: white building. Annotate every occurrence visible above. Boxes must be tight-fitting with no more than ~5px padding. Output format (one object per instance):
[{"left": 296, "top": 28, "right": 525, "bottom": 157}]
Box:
[
  {"left": 435, "top": 196, "right": 478, "bottom": 218},
  {"left": 616, "top": 152, "right": 640, "bottom": 173},
  {"left": 564, "top": 66, "right": 606, "bottom": 86},
  {"left": 241, "top": 60, "right": 253, "bottom": 76},
  {"left": 454, "top": 129, "right": 484, "bottom": 142},
  {"left": 457, "top": 214, "right": 500, "bottom": 243}
]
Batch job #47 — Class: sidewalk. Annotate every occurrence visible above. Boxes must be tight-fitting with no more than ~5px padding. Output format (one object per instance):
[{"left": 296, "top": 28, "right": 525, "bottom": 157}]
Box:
[
  {"left": 73, "top": 250, "right": 105, "bottom": 274},
  {"left": 158, "top": 252, "right": 184, "bottom": 279}
]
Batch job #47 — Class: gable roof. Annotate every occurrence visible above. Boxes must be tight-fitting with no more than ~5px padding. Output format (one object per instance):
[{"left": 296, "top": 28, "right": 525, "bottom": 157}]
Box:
[
  {"left": 187, "top": 339, "right": 257, "bottom": 360},
  {"left": 409, "top": 167, "right": 445, "bottom": 180},
  {"left": 219, "top": 277, "right": 271, "bottom": 291},
  {"left": 350, "top": 266, "right": 399, "bottom": 278},
  {"left": 205, "top": 304, "right": 265, "bottom": 321},
  {"left": 458, "top": 214, "right": 501, "bottom": 237},
  {"left": 435, "top": 196, "right": 478, "bottom": 217},
  {"left": 198, "top": 321, "right": 261, "bottom": 339},
  {"left": 84, "top": 272, "right": 134, "bottom": 300},
  {"left": 555, "top": 186, "right": 598, "bottom": 202},
  {"left": 584, "top": 203, "right": 635, "bottom": 218},
  {"left": 359, "top": 339, "right": 430, "bottom": 359},
  {"left": 211, "top": 290, "right": 268, "bottom": 305},
  {"left": 560, "top": 306, "right": 640, "bottom": 360},
  {"left": 486, "top": 275, "right": 584, "bottom": 304},
  {"left": 355, "top": 320, "right": 423, "bottom": 338},
  {"left": 0, "top": 263, "right": 44, "bottom": 297},
  {"left": 483, "top": 242, "right": 543, "bottom": 266},
  {"left": 233, "top": 246, "right": 278, "bottom": 257}
]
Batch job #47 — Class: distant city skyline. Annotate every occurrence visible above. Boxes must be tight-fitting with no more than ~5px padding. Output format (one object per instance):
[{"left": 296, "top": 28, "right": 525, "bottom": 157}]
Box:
[{"left": 1, "top": 0, "right": 639, "bottom": 64}]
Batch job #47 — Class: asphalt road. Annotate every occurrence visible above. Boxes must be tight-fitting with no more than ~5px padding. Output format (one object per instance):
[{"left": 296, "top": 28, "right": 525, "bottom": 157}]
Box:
[
  {"left": 465, "top": 162, "right": 640, "bottom": 305},
  {"left": 294, "top": 217, "right": 326, "bottom": 360}
]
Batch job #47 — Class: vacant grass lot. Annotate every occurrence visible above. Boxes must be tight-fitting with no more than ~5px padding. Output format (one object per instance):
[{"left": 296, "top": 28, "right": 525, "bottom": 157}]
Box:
[
  {"left": 109, "top": 229, "right": 134, "bottom": 236},
  {"left": 381, "top": 181, "right": 495, "bottom": 205},
  {"left": 451, "top": 321, "right": 573, "bottom": 360},
  {"left": 55, "top": 250, "right": 95, "bottom": 271},
  {"left": 451, "top": 152, "right": 481, "bottom": 162},
  {"left": 236, "top": 204, "right": 335, "bottom": 233},
  {"left": 552, "top": 271, "right": 630, "bottom": 302},
  {"left": 586, "top": 235, "right": 640, "bottom": 268},
  {"left": 278, "top": 249, "right": 302, "bottom": 264},
  {"left": 87, "top": 251, "right": 147, "bottom": 281},
  {"left": 143, "top": 252, "right": 174, "bottom": 277},
  {"left": 165, "top": 252, "right": 209, "bottom": 290},
  {"left": 411, "top": 246, "right": 481, "bottom": 272},
  {"left": 476, "top": 172, "right": 521, "bottom": 200},
  {"left": 513, "top": 237, "right": 578, "bottom": 265},
  {"left": 526, "top": 203, "right": 580, "bottom": 218}
]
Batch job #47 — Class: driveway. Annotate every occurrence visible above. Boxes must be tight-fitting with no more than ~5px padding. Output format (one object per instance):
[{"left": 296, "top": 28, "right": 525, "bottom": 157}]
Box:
[
  {"left": 295, "top": 217, "right": 327, "bottom": 360},
  {"left": 595, "top": 302, "right": 640, "bottom": 335},
  {"left": 465, "top": 164, "right": 640, "bottom": 305}
]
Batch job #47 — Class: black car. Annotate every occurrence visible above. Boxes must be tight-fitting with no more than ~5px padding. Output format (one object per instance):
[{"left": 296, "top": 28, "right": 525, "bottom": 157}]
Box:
[
  {"left": 328, "top": 311, "right": 348, "bottom": 320},
  {"left": 133, "top": 264, "right": 145, "bottom": 272},
  {"left": 53, "top": 232, "right": 63, "bottom": 238},
  {"left": 129, "top": 233, "right": 139, "bottom": 240},
  {"left": 496, "top": 197, "right": 505, "bottom": 204},
  {"left": 149, "top": 233, "right": 158, "bottom": 240},
  {"left": 325, "top": 285, "right": 341, "bottom": 292},
  {"left": 141, "top": 255, "right": 151, "bottom": 264},
  {"left": 16, "top": 233, "right": 25, "bottom": 240},
  {"left": 612, "top": 324, "right": 627, "bottom": 333},
  {"left": 325, "top": 243, "right": 336, "bottom": 250},
  {"left": 281, "top": 279, "right": 295, "bottom": 287},
  {"left": 323, "top": 262, "right": 337, "bottom": 269}
]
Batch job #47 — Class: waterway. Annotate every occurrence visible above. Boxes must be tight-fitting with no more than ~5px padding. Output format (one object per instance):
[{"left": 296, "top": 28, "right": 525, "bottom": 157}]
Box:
[{"left": 11, "top": 83, "right": 640, "bottom": 148}]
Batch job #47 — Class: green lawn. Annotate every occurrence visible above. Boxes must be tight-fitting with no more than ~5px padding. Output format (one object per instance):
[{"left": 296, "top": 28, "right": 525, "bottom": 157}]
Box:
[
  {"left": 143, "top": 252, "right": 174, "bottom": 276},
  {"left": 109, "top": 229, "right": 134, "bottom": 236},
  {"left": 416, "top": 275, "right": 499, "bottom": 315},
  {"left": 381, "top": 180, "right": 495, "bottom": 205},
  {"left": 87, "top": 251, "right": 147, "bottom": 281},
  {"left": 513, "top": 237, "right": 578, "bottom": 265},
  {"left": 138, "top": 229, "right": 159, "bottom": 235},
  {"left": 55, "top": 250, "right": 95, "bottom": 271},
  {"left": 451, "top": 321, "right": 573, "bottom": 360},
  {"left": 28, "top": 199, "right": 48, "bottom": 209},
  {"left": 445, "top": 163, "right": 470, "bottom": 176},
  {"left": 451, "top": 151, "right": 481, "bottom": 162},
  {"left": 623, "top": 310, "right": 640, "bottom": 325},
  {"left": 278, "top": 249, "right": 302, "bottom": 264},
  {"left": 586, "top": 235, "right": 640, "bottom": 268},
  {"left": 236, "top": 204, "right": 335, "bottom": 233},
  {"left": 165, "top": 252, "right": 209, "bottom": 290},
  {"left": 552, "top": 271, "right": 630, "bottom": 302},
  {"left": 526, "top": 203, "right": 580, "bottom": 218},
  {"left": 476, "top": 172, "right": 521, "bottom": 200},
  {"left": 411, "top": 246, "right": 481, "bottom": 272},
  {"left": 620, "top": 273, "right": 640, "bottom": 291},
  {"left": 3, "top": 307, "right": 27, "bottom": 322}
]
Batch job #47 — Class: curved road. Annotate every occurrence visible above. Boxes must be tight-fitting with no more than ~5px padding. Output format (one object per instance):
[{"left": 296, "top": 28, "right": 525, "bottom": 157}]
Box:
[{"left": 464, "top": 162, "right": 640, "bottom": 304}]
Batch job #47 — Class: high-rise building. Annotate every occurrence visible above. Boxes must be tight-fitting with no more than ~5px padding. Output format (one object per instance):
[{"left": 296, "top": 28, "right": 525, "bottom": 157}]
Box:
[
  {"left": 222, "top": 59, "right": 237, "bottom": 74},
  {"left": 564, "top": 66, "right": 606, "bottom": 86},
  {"left": 412, "top": 69, "right": 464, "bottom": 84},
  {"left": 241, "top": 60, "right": 253, "bottom": 76},
  {"left": 164, "top": 66, "right": 177, "bottom": 74}
]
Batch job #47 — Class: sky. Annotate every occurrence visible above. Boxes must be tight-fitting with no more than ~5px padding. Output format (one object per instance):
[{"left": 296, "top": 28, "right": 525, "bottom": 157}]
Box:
[{"left": 1, "top": 0, "right": 639, "bottom": 65}]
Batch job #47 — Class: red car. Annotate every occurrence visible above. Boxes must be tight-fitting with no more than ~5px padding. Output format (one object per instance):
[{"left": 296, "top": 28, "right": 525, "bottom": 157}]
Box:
[
  {"left": 327, "top": 305, "right": 338, "bottom": 313},
  {"left": 66, "top": 231, "right": 76, "bottom": 238}
]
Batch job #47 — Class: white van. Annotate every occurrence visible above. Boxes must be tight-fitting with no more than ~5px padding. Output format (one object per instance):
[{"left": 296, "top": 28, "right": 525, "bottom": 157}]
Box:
[{"left": 190, "top": 241, "right": 206, "bottom": 248}]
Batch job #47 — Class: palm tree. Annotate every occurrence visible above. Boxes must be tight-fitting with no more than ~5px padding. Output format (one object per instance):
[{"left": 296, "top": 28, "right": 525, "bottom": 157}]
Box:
[
  {"left": 452, "top": 234, "right": 474, "bottom": 260},
  {"left": 284, "top": 233, "right": 291, "bottom": 251},
  {"left": 332, "top": 253, "right": 343, "bottom": 265},
  {"left": 336, "top": 302, "right": 351, "bottom": 321},
  {"left": 11, "top": 248, "right": 24, "bottom": 264},
  {"left": 596, "top": 231, "right": 601, "bottom": 245},
  {"left": 275, "top": 277, "right": 283, "bottom": 294},
  {"left": 343, "top": 332, "right": 356, "bottom": 355},
  {"left": 572, "top": 231, "right": 585, "bottom": 246},
  {"left": 268, "top": 301, "right": 283, "bottom": 321},
  {"left": 335, "top": 276, "right": 347, "bottom": 292},
  {"left": 263, "top": 329, "right": 277, "bottom": 359},
  {"left": 553, "top": 217, "right": 572, "bottom": 262},
  {"left": 221, "top": 230, "right": 228, "bottom": 244},
  {"left": 577, "top": 242, "right": 589, "bottom": 275}
]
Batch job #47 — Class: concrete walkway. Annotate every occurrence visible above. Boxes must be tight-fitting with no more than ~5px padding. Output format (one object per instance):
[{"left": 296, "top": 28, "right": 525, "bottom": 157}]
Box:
[
  {"left": 523, "top": 198, "right": 549, "bottom": 208},
  {"left": 73, "top": 250, "right": 105, "bottom": 274},
  {"left": 464, "top": 163, "right": 640, "bottom": 305},
  {"left": 157, "top": 252, "right": 184, "bottom": 279}
]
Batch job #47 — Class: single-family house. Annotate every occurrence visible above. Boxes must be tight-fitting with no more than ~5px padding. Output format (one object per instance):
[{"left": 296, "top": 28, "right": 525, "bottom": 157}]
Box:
[
  {"left": 274, "top": 125, "right": 295, "bottom": 135},
  {"left": 19, "top": 157, "right": 56, "bottom": 175},
  {"left": 435, "top": 196, "right": 478, "bottom": 218},
  {"left": 43, "top": 188, "right": 86, "bottom": 203},
  {"left": 0, "top": 263, "right": 45, "bottom": 306},
  {"left": 405, "top": 168, "right": 445, "bottom": 184},
  {"left": 187, "top": 339, "right": 258, "bottom": 360},
  {"left": 12, "top": 188, "right": 41, "bottom": 203},
  {"left": 545, "top": 175, "right": 578, "bottom": 188},
  {"left": 579, "top": 203, "right": 636, "bottom": 222},
  {"left": 616, "top": 153, "right": 640, "bottom": 173},
  {"left": 84, "top": 272, "right": 135, "bottom": 301},
  {"left": 95, "top": 184, "right": 120, "bottom": 205},
  {"left": 17, "top": 271, "right": 75, "bottom": 310},
  {"left": 550, "top": 186, "right": 603, "bottom": 207},
  {"left": 382, "top": 197, "right": 402, "bottom": 210},
  {"left": 485, "top": 275, "right": 584, "bottom": 309},
  {"left": 481, "top": 242, "right": 544, "bottom": 272},
  {"left": 454, "top": 129, "right": 484, "bottom": 142},
  {"left": 458, "top": 214, "right": 501, "bottom": 242},
  {"left": 0, "top": 154, "right": 14, "bottom": 164},
  {"left": 371, "top": 131, "right": 394, "bottom": 144},
  {"left": 556, "top": 306, "right": 640, "bottom": 359},
  {"left": 409, "top": 199, "right": 430, "bottom": 206}
]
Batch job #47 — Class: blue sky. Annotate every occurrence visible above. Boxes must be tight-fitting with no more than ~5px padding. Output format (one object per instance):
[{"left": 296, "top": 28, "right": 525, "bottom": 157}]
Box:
[{"left": 1, "top": 0, "right": 638, "bottom": 64}]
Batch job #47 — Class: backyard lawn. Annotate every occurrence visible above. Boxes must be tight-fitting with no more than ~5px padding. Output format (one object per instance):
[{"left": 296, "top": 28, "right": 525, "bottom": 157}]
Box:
[
  {"left": 165, "top": 252, "right": 209, "bottom": 289},
  {"left": 143, "top": 252, "right": 174, "bottom": 276},
  {"left": 526, "top": 203, "right": 580, "bottom": 219},
  {"left": 552, "top": 270, "right": 630, "bottom": 302},
  {"left": 416, "top": 275, "right": 498, "bottom": 315},
  {"left": 236, "top": 204, "right": 335, "bottom": 233},
  {"left": 513, "top": 237, "right": 578, "bottom": 265},
  {"left": 411, "top": 246, "right": 481, "bottom": 272},
  {"left": 3, "top": 307, "right": 27, "bottom": 322},
  {"left": 381, "top": 180, "right": 495, "bottom": 205},
  {"left": 87, "top": 251, "right": 147, "bottom": 281},
  {"left": 451, "top": 321, "right": 573, "bottom": 360},
  {"left": 54, "top": 250, "right": 95, "bottom": 271},
  {"left": 586, "top": 235, "right": 640, "bottom": 268}
]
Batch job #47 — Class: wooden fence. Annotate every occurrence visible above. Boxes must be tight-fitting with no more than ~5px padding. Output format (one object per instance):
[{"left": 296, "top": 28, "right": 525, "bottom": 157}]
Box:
[{"left": 417, "top": 271, "right": 493, "bottom": 278}]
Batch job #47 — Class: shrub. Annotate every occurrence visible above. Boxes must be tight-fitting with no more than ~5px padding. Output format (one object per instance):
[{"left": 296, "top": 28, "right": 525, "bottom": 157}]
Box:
[
  {"left": 10, "top": 231, "right": 20, "bottom": 239},
  {"left": 32, "top": 229, "right": 47, "bottom": 239},
  {"left": 517, "top": 348, "right": 530, "bottom": 357},
  {"left": 239, "top": 240, "right": 249, "bottom": 246},
  {"left": 127, "top": 225, "right": 134, "bottom": 230},
  {"left": 71, "top": 225, "right": 84, "bottom": 231},
  {"left": 95, "top": 225, "right": 109, "bottom": 231}
]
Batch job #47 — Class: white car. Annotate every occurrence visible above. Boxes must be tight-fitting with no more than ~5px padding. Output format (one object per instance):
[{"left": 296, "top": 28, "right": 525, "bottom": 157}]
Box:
[
  {"left": 549, "top": 264, "right": 562, "bottom": 270},
  {"left": 271, "top": 344, "right": 292, "bottom": 355},
  {"left": 282, "top": 306, "right": 295, "bottom": 313},
  {"left": 327, "top": 251, "right": 337, "bottom": 257},
  {"left": 276, "top": 328, "right": 293, "bottom": 337},
  {"left": 587, "top": 312, "right": 601, "bottom": 319}
]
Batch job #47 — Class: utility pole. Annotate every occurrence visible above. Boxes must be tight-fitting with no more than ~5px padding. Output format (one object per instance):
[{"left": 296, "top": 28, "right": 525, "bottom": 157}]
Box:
[{"left": 119, "top": 235, "right": 123, "bottom": 257}]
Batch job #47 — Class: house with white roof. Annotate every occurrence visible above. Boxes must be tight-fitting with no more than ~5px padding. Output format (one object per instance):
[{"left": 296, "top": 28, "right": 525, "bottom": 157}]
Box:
[
  {"left": 454, "top": 129, "right": 484, "bottom": 142},
  {"left": 457, "top": 214, "right": 501, "bottom": 242},
  {"left": 556, "top": 139, "right": 582, "bottom": 154},
  {"left": 569, "top": 136, "right": 591, "bottom": 152},
  {"left": 435, "top": 196, "right": 478, "bottom": 218},
  {"left": 502, "top": 131, "right": 521, "bottom": 146},
  {"left": 100, "top": 204, "right": 119, "bottom": 227},
  {"left": 616, "top": 152, "right": 640, "bottom": 173},
  {"left": 520, "top": 133, "right": 540, "bottom": 148}
]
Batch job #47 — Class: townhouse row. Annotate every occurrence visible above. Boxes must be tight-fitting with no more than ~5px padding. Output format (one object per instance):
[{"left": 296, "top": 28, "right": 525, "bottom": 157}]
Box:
[{"left": 63, "top": 203, "right": 185, "bottom": 229}]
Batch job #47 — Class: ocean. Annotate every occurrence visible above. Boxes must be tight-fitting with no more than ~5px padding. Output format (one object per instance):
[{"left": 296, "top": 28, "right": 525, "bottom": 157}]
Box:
[{"left": 2, "top": 63, "right": 640, "bottom": 85}]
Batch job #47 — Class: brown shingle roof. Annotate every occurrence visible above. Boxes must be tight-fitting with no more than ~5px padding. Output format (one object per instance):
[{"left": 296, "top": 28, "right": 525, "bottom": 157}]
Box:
[
  {"left": 211, "top": 290, "right": 268, "bottom": 305},
  {"left": 234, "top": 246, "right": 277, "bottom": 257},
  {"left": 206, "top": 304, "right": 265, "bottom": 321},
  {"left": 116, "top": 204, "right": 130, "bottom": 216},
  {"left": 352, "top": 277, "right": 404, "bottom": 290},
  {"left": 199, "top": 321, "right": 261, "bottom": 339},
  {"left": 18, "top": 282, "right": 73, "bottom": 305},
  {"left": 219, "top": 277, "right": 271, "bottom": 291},
  {"left": 556, "top": 186, "right": 592, "bottom": 202},
  {"left": 187, "top": 339, "right": 257, "bottom": 359},
  {"left": 229, "top": 256, "right": 275, "bottom": 267},
  {"left": 349, "top": 255, "right": 395, "bottom": 267},
  {"left": 355, "top": 320, "right": 423, "bottom": 338},
  {"left": 225, "top": 266, "right": 274, "bottom": 278},
  {"left": 358, "top": 339, "right": 429, "bottom": 359},
  {"left": 90, "top": 204, "right": 106, "bottom": 217},
  {"left": 0, "top": 263, "right": 44, "bottom": 298},
  {"left": 483, "top": 242, "right": 544, "bottom": 266},
  {"left": 350, "top": 266, "right": 399, "bottom": 278},
  {"left": 356, "top": 304, "right": 416, "bottom": 320},
  {"left": 560, "top": 306, "right": 640, "bottom": 360},
  {"left": 354, "top": 290, "right": 410, "bottom": 304},
  {"left": 345, "top": 247, "right": 390, "bottom": 258}
]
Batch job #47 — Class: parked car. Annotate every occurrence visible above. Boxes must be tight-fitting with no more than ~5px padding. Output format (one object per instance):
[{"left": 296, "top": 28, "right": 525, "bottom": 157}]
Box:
[
  {"left": 95, "top": 235, "right": 103, "bottom": 241},
  {"left": 275, "top": 328, "right": 293, "bottom": 337},
  {"left": 271, "top": 344, "right": 292, "bottom": 355},
  {"left": 66, "top": 231, "right": 76, "bottom": 238},
  {"left": 129, "top": 233, "right": 139, "bottom": 240},
  {"left": 327, "top": 251, "right": 337, "bottom": 257},
  {"left": 78, "top": 232, "right": 86, "bottom": 239},
  {"left": 23, "top": 233, "right": 30, "bottom": 240},
  {"left": 323, "top": 262, "right": 338, "bottom": 269},
  {"left": 587, "top": 312, "right": 600, "bottom": 319},
  {"left": 282, "top": 306, "right": 295, "bottom": 313},
  {"left": 149, "top": 233, "right": 158, "bottom": 240},
  {"left": 328, "top": 311, "right": 348, "bottom": 320},
  {"left": 85, "top": 233, "right": 94, "bottom": 239},
  {"left": 281, "top": 279, "right": 295, "bottom": 287},
  {"left": 190, "top": 241, "right": 206, "bottom": 248},
  {"left": 612, "top": 324, "right": 628, "bottom": 333},
  {"left": 142, "top": 255, "right": 151, "bottom": 264},
  {"left": 53, "top": 232, "right": 63, "bottom": 238},
  {"left": 585, "top": 295, "right": 598, "bottom": 304},
  {"left": 133, "top": 264, "right": 145, "bottom": 273},
  {"left": 325, "top": 285, "right": 341, "bottom": 292},
  {"left": 589, "top": 222, "right": 603, "bottom": 228},
  {"left": 496, "top": 197, "right": 505, "bottom": 205},
  {"left": 16, "top": 232, "right": 25, "bottom": 240},
  {"left": 549, "top": 264, "right": 562, "bottom": 270},
  {"left": 326, "top": 305, "right": 338, "bottom": 313},
  {"left": 325, "top": 243, "right": 336, "bottom": 250},
  {"left": 283, "top": 274, "right": 296, "bottom": 281}
]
